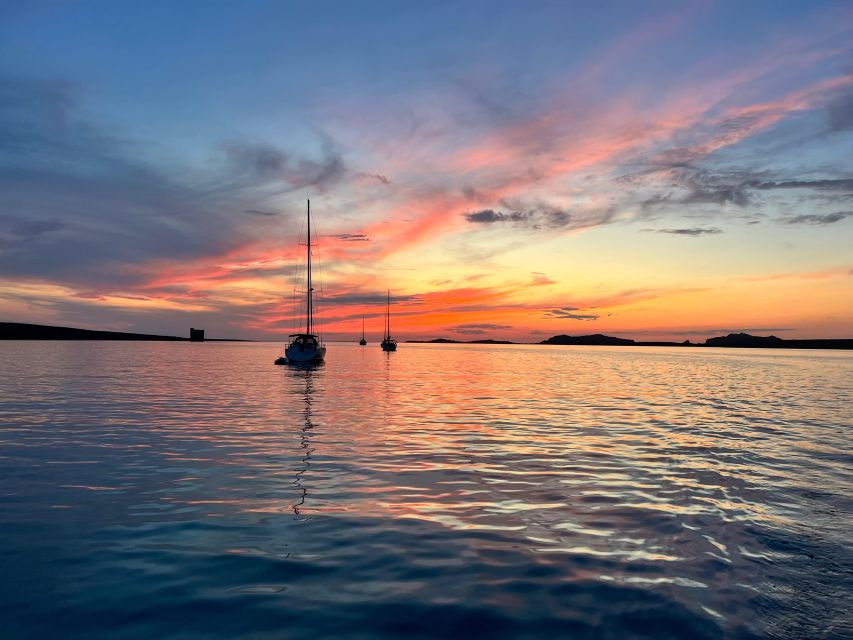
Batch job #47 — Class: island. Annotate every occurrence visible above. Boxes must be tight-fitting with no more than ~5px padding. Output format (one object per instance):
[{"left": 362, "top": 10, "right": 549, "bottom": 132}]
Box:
[
  {"left": 408, "top": 332, "right": 852, "bottom": 350},
  {"left": 539, "top": 333, "right": 635, "bottom": 346},
  {"left": 0, "top": 322, "right": 246, "bottom": 342},
  {"left": 702, "top": 333, "right": 853, "bottom": 349},
  {"left": 541, "top": 332, "right": 852, "bottom": 349}
]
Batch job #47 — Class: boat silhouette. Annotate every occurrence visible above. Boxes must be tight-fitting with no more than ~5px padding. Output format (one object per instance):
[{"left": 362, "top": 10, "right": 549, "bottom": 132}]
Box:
[
  {"left": 380, "top": 290, "right": 397, "bottom": 352},
  {"left": 275, "top": 200, "right": 326, "bottom": 365}
]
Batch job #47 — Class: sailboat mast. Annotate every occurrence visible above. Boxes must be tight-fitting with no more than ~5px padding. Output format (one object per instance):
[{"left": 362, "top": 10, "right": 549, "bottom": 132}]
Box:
[
  {"left": 306, "top": 199, "right": 312, "bottom": 336},
  {"left": 385, "top": 290, "right": 390, "bottom": 339}
]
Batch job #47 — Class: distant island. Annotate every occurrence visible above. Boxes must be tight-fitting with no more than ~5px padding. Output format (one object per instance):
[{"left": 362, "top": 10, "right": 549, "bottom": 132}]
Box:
[
  {"left": 410, "top": 332, "right": 852, "bottom": 350},
  {"left": 544, "top": 332, "right": 852, "bottom": 349},
  {"left": 0, "top": 322, "right": 246, "bottom": 342},
  {"left": 540, "top": 334, "right": 635, "bottom": 346},
  {"left": 700, "top": 333, "right": 853, "bottom": 349},
  {"left": 547, "top": 332, "right": 852, "bottom": 349}
]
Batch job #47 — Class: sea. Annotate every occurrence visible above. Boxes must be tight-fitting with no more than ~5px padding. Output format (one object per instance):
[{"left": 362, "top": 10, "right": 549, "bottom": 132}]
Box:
[{"left": 1, "top": 341, "right": 851, "bottom": 639}]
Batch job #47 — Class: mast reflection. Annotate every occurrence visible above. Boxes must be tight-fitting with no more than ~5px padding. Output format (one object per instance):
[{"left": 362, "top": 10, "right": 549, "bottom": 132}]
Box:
[{"left": 291, "top": 366, "right": 318, "bottom": 520}]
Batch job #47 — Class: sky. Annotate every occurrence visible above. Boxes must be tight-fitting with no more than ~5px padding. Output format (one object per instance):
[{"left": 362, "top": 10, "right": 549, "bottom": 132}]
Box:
[{"left": 1, "top": 0, "right": 851, "bottom": 342}]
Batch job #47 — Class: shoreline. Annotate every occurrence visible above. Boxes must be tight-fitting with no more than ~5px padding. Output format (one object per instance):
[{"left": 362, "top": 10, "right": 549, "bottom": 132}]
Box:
[{"left": 3, "top": 323, "right": 851, "bottom": 350}]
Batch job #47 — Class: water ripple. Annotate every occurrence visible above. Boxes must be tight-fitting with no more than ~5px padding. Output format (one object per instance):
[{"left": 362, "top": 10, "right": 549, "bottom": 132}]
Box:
[{"left": 0, "top": 341, "right": 851, "bottom": 639}]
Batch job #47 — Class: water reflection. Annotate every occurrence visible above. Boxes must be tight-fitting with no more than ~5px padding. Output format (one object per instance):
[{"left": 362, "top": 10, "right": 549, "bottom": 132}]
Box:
[
  {"left": 0, "top": 341, "right": 850, "bottom": 639},
  {"left": 291, "top": 368, "right": 316, "bottom": 521}
]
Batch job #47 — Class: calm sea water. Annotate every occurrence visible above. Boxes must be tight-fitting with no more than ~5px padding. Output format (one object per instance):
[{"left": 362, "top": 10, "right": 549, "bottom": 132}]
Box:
[{"left": 0, "top": 341, "right": 851, "bottom": 639}]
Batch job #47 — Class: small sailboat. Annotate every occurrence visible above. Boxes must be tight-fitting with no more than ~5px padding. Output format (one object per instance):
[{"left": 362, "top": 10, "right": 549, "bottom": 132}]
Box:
[
  {"left": 380, "top": 290, "right": 397, "bottom": 352},
  {"left": 275, "top": 200, "right": 326, "bottom": 365},
  {"left": 359, "top": 316, "right": 367, "bottom": 345}
]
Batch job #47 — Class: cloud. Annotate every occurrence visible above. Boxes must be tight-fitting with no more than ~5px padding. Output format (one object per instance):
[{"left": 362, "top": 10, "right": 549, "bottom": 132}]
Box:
[
  {"left": 738, "top": 264, "right": 852, "bottom": 282},
  {"left": 356, "top": 172, "right": 391, "bottom": 185},
  {"left": 224, "top": 143, "right": 287, "bottom": 178},
  {"left": 334, "top": 233, "right": 371, "bottom": 242},
  {"left": 530, "top": 272, "right": 555, "bottom": 286},
  {"left": 223, "top": 140, "right": 346, "bottom": 191},
  {"left": 544, "top": 307, "right": 600, "bottom": 320},
  {"left": 0, "top": 76, "right": 235, "bottom": 285},
  {"left": 0, "top": 215, "right": 66, "bottom": 245},
  {"left": 827, "top": 88, "right": 853, "bottom": 132},
  {"left": 639, "top": 168, "right": 752, "bottom": 210},
  {"left": 464, "top": 209, "right": 530, "bottom": 224},
  {"left": 454, "top": 322, "right": 512, "bottom": 334},
  {"left": 463, "top": 203, "right": 613, "bottom": 231},
  {"left": 751, "top": 178, "right": 853, "bottom": 191},
  {"left": 681, "top": 184, "right": 750, "bottom": 207},
  {"left": 320, "top": 292, "right": 424, "bottom": 306},
  {"left": 785, "top": 211, "right": 851, "bottom": 225},
  {"left": 638, "top": 169, "right": 853, "bottom": 223},
  {"left": 340, "top": 61, "right": 851, "bottom": 263},
  {"left": 645, "top": 227, "right": 723, "bottom": 236},
  {"left": 0, "top": 74, "right": 346, "bottom": 295}
]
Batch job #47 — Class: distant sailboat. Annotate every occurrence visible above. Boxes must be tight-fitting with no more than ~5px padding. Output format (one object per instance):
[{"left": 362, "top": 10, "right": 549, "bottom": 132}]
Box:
[
  {"left": 359, "top": 316, "right": 367, "bottom": 345},
  {"left": 275, "top": 200, "right": 326, "bottom": 365},
  {"left": 380, "top": 290, "right": 397, "bottom": 352}
]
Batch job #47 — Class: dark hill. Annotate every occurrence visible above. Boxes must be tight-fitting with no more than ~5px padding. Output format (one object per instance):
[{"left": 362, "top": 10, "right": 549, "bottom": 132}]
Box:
[
  {"left": 540, "top": 334, "right": 636, "bottom": 346},
  {"left": 704, "top": 333, "right": 852, "bottom": 349},
  {"left": 409, "top": 332, "right": 850, "bottom": 350},
  {"left": 704, "top": 333, "right": 785, "bottom": 347},
  {"left": 0, "top": 322, "right": 245, "bottom": 341}
]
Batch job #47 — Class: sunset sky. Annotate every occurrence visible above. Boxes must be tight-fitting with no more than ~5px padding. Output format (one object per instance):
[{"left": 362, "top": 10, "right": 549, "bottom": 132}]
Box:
[{"left": 1, "top": 1, "right": 851, "bottom": 341}]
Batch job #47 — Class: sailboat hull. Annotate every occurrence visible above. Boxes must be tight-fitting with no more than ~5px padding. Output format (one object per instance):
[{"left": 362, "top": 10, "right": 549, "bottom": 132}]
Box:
[
  {"left": 381, "top": 340, "right": 397, "bottom": 352},
  {"left": 284, "top": 344, "right": 326, "bottom": 364}
]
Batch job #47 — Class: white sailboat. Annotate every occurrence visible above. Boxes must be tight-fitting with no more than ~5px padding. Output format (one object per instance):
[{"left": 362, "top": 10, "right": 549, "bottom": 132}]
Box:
[
  {"left": 380, "top": 290, "right": 397, "bottom": 352},
  {"left": 275, "top": 200, "right": 326, "bottom": 365}
]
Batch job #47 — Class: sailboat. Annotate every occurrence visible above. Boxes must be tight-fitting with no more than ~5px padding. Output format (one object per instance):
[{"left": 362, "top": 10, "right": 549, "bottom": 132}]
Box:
[
  {"left": 380, "top": 290, "right": 397, "bottom": 352},
  {"left": 275, "top": 200, "right": 326, "bottom": 365},
  {"left": 359, "top": 316, "right": 367, "bottom": 345}
]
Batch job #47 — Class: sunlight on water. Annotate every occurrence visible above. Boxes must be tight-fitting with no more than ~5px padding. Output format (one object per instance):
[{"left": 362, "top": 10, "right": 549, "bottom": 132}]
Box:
[{"left": 1, "top": 341, "right": 851, "bottom": 638}]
